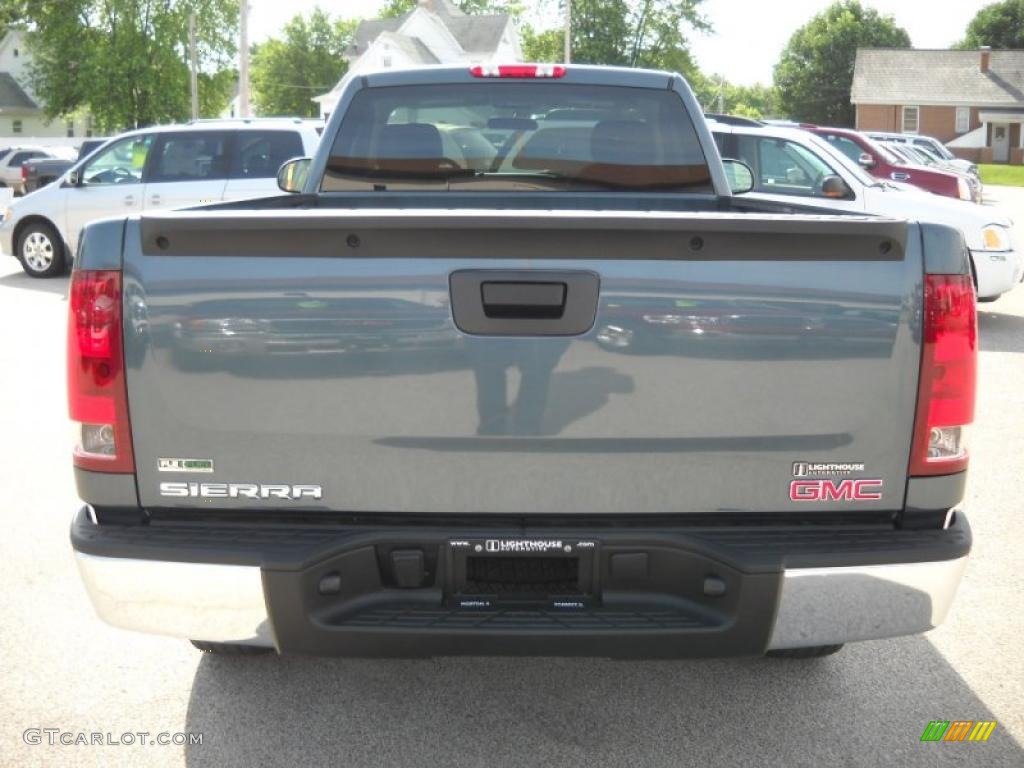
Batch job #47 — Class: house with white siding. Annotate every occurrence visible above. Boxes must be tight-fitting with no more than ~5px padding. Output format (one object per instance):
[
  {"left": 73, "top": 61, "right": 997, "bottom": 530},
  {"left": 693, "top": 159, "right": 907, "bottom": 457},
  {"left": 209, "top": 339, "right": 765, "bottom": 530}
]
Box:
[
  {"left": 0, "top": 28, "right": 91, "bottom": 142},
  {"left": 314, "top": 0, "right": 522, "bottom": 118}
]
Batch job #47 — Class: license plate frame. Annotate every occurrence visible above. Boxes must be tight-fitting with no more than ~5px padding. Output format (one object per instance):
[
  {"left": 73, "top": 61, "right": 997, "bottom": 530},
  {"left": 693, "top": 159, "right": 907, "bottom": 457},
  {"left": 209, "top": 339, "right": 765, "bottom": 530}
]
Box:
[{"left": 446, "top": 538, "right": 599, "bottom": 609}]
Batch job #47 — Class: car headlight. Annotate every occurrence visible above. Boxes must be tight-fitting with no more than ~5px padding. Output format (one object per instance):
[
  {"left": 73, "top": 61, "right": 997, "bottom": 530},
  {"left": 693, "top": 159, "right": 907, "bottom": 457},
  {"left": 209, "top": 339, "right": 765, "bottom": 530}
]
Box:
[
  {"left": 980, "top": 225, "right": 1011, "bottom": 252},
  {"left": 0, "top": 208, "right": 11, "bottom": 223},
  {"left": 957, "top": 177, "right": 972, "bottom": 201}
]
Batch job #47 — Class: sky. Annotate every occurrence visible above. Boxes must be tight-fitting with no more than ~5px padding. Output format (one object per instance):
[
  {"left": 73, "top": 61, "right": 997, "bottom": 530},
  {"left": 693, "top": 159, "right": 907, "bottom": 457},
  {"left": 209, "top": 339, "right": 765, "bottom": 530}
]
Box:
[{"left": 248, "top": 0, "right": 994, "bottom": 85}]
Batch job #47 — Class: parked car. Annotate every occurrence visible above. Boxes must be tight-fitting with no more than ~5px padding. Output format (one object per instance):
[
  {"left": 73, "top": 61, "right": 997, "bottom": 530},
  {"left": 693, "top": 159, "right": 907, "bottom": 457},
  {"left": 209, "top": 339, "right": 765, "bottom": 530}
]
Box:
[
  {"left": 68, "top": 64, "right": 974, "bottom": 661},
  {"left": 710, "top": 118, "right": 1020, "bottom": 300},
  {"left": 0, "top": 118, "right": 320, "bottom": 276},
  {"left": 0, "top": 146, "right": 54, "bottom": 194},
  {"left": 866, "top": 131, "right": 979, "bottom": 178},
  {"left": 19, "top": 138, "right": 108, "bottom": 196},
  {"left": 879, "top": 141, "right": 983, "bottom": 203},
  {"left": 805, "top": 126, "right": 977, "bottom": 203}
]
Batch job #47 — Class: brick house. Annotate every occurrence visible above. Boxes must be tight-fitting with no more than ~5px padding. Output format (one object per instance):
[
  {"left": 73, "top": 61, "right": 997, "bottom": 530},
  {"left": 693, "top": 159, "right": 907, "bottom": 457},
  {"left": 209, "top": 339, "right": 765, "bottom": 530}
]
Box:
[{"left": 851, "top": 47, "right": 1024, "bottom": 164}]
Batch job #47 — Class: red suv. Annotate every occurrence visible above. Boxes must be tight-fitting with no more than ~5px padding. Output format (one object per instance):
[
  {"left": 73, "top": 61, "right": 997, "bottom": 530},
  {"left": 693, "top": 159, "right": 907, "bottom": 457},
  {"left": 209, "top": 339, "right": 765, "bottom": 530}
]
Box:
[{"left": 805, "top": 126, "right": 974, "bottom": 202}]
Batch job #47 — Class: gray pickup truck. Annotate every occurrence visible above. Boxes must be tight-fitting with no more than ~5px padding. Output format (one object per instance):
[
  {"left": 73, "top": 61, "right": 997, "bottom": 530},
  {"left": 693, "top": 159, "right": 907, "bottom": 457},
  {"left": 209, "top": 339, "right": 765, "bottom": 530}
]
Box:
[{"left": 69, "top": 65, "right": 976, "bottom": 659}]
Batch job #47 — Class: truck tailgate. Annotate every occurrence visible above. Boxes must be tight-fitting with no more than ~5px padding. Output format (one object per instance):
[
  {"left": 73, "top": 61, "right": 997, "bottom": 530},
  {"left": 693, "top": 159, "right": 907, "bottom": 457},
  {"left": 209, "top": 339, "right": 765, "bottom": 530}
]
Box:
[{"left": 123, "top": 210, "right": 920, "bottom": 515}]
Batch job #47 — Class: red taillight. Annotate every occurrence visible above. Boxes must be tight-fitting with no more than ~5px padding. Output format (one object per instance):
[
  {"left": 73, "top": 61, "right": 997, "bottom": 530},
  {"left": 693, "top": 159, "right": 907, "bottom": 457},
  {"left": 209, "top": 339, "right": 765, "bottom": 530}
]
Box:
[
  {"left": 470, "top": 64, "right": 566, "bottom": 78},
  {"left": 20, "top": 165, "right": 28, "bottom": 181},
  {"left": 909, "top": 274, "right": 977, "bottom": 476},
  {"left": 67, "top": 270, "right": 134, "bottom": 473}
]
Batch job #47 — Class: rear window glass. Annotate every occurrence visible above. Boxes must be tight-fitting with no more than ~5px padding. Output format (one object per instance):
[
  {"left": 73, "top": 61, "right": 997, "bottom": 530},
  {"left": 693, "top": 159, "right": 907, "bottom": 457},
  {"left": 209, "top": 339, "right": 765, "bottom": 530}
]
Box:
[{"left": 323, "top": 82, "right": 712, "bottom": 193}]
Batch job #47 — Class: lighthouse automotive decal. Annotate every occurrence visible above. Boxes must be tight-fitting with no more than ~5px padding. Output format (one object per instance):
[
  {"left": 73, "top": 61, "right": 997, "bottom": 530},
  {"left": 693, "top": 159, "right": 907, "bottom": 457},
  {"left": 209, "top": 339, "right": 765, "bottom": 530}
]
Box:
[{"left": 789, "top": 461, "right": 883, "bottom": 502}]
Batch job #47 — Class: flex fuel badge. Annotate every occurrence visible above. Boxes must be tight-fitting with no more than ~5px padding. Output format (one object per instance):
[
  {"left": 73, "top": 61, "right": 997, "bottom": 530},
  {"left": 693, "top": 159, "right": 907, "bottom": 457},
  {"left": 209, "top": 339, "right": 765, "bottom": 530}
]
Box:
[
  {"left": 157, "top": 458, "right": 214, "bottom": 473},
  {"left": 789, "top": 460, "right": 883, "bottom": 501}
]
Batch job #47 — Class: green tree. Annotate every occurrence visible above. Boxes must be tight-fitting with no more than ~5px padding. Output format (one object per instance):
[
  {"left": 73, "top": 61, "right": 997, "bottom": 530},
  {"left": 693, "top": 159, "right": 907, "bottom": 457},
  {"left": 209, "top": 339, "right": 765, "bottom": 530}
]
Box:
[
  {"left": 774, "top": 0, "right": 910, "bottom": 126},
  {"left": 698, "top": 77, "right": 779, "bottom": 118},
  {"left": 251, "top": 9, "right": 356, "bottom": 117},
  {"left": 12, "top": 0, "right": 238, "bottom": 131},
  {"left": 521, "top": 24, "right": 563, "bottom": 62},
  {"left": 520, "top": 0, "right": 707, "bottom": 76},
  {"left": 959, "top": 0, "right": 1024, "bottom": 49}
]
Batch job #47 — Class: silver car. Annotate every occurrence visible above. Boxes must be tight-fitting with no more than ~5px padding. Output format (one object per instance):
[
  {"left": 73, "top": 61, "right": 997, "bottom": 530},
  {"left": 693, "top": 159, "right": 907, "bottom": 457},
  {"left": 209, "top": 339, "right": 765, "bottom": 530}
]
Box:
[{"left": 0, "top": 119, "right": 321, "bottom": 277}]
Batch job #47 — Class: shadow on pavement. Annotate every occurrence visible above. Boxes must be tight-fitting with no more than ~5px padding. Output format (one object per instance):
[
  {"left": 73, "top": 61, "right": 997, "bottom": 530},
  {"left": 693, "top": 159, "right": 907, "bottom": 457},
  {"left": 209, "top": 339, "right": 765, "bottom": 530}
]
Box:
[
  {"left": 0, "top": 269, "right": 68, "bottom": 297},
  {"left": 979, "top": 308, "right": 1024, "bottom": 353},
  {"left": 184, "top": 638, "right": 1022, "bottom": 767}
]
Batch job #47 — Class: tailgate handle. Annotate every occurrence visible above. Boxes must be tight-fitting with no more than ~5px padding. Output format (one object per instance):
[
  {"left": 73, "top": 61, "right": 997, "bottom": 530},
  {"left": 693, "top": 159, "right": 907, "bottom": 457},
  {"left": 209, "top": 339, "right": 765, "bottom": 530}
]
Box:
[
  {"left": 481, "top": 281, "right": 567, "bottom": 319},
  {"left": 450, "top": 270, "right": 599, "bottom": 336}
]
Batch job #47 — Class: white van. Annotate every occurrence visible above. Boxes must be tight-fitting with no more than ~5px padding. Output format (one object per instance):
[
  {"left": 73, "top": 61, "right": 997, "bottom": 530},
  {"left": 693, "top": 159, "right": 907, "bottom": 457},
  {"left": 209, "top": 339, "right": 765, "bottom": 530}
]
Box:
[{"left": 0, "top": 119, "right": 321, "bottom": 277}]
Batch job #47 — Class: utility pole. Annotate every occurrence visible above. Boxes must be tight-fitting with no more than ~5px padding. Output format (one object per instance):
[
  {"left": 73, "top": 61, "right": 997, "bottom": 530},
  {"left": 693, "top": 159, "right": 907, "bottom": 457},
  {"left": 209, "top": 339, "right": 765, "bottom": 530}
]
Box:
[
  {"left": 563, "top": 0, "right": 571, "bottom": 64},
  {"left": 717, "top": 73, "right": 725, "bottom": 113},
  {"left": 239, "top": 1, "right": 251, "bottom": 118},
  {"left": 189, "top": 13, "right": 199, "bottom": 120}
]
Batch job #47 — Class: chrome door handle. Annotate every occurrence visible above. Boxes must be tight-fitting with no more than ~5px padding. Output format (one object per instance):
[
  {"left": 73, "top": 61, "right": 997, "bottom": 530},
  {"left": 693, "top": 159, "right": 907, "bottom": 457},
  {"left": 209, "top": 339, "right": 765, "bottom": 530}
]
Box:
[
  {"left": 150, "top": 195, "right": 160, "bottom": 205},
  {"left": 123, "top": 195, "right": 135, "bottom": 206}
]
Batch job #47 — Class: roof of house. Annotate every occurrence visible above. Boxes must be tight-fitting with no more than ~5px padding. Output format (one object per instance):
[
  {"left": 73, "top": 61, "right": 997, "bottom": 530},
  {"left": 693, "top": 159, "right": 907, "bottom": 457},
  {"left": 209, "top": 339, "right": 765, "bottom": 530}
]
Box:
[
  {"left": 445, "top": 15, "right": 509, "bottom": 53},
  {"left": 347, "top": 0, "right": 509, "bottom": 59},
  {"left": 350, "top": 18, "right": 403, "bottom": 56},
  {"left": 0, "top": 72, "right": 37, "bottom": 110},
  {"left": 852, "top": 48, "right": 1024, "bottom": 106},
  {"left": 379, "top": 31, "right": 440, "bottom": 66}
]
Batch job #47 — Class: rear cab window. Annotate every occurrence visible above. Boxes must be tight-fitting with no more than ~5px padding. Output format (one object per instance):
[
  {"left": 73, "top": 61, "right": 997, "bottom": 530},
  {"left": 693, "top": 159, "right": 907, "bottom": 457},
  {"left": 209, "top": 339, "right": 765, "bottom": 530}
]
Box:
[
  {"left": 323, "top": 82, "right": 712, "bottom": 193},
  {"left": 9, "top": 150, "right": 44, "bottom": 166}
]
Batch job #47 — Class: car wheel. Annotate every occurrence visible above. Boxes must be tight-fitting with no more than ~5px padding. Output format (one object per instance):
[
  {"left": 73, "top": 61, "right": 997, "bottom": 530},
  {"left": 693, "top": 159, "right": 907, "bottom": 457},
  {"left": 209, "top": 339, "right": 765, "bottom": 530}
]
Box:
[
  {"left": 17, "top": 222, "right": 65, "bottom": 278},
  {"left": 766, "top": 644, "right": 844, "bottom": 659},
  {"left": 190, "top": 640, "right": 275, "bottom": 655}
]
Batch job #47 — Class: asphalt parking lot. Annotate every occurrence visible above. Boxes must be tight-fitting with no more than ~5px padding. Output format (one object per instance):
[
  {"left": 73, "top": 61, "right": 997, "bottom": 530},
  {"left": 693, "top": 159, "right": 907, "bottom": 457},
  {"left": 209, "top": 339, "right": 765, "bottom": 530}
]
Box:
[{"left": 1, "top": 193, "right": 1022, "bottom": 767}]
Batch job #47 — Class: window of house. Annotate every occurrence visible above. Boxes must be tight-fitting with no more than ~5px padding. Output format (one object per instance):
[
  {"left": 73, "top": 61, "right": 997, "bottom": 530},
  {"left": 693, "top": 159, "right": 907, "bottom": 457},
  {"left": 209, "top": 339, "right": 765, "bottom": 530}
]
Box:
[
  {"left": 955, "top": 107, "right": 970, "bottom": 134},
  {"left": 13, "top": 48, "right": 18, "bottom": 57},
  {"left": 902, "top": 106, "right": 919, "bottom": 134},
  {"left": 12, "top": 119, "right": 22, "bottom": 134},
  {"left": 66, "top": 120, "right": 75, "bottom": 138}
]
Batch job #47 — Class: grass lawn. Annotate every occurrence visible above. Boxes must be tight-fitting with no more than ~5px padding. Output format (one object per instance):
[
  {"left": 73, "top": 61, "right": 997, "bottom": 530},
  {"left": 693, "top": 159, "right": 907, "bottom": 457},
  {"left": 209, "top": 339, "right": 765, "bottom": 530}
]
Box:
[{"left": 979, "top": 164, "right": 1024, "bottom": 186}]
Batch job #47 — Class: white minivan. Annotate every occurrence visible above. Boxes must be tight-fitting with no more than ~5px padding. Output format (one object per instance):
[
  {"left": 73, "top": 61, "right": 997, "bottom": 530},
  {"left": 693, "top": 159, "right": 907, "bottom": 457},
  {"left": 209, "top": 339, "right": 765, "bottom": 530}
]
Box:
[{"left": 0, "top": 119, "right": 321, "bottom": 277}]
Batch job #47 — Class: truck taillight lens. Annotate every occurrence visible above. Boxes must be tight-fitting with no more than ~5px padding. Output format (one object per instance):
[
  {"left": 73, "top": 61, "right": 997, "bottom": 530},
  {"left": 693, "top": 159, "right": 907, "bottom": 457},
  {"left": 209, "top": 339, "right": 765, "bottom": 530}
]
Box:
[
  {"left": 470, "top": 64, "right": 566, "bottom": 78},
  {"left": 20, "top": 165, "right": 28, "bottom": 181},
  {"left": 67, "top": 270, "right": 134, "bottom": 473},
  {"left": 910, "top": 274, "right": 977, "bottom": 476}
]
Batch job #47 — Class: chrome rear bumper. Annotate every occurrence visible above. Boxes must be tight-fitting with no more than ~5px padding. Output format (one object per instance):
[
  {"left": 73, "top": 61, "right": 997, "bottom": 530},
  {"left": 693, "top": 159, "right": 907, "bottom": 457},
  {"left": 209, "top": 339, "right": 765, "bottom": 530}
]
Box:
[
  {"left": 75, "top": 554, "right": 274, "bottom": 647},
  {"left": 74, "top": 551, "right": 968, "bottom": 652},
  {"left": 766, "top": 556, "right": 967, "bottom": 650}
]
